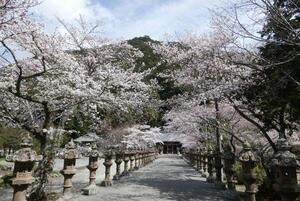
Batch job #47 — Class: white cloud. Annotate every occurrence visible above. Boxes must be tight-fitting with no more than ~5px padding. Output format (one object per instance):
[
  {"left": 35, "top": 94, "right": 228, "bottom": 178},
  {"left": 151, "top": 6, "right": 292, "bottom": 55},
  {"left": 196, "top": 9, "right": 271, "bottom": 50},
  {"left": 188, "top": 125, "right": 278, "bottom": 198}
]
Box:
[
  {"left": 33, "top": 0, "right": 115, "bottom": 32},
  {"left": 33, "top": 0, "right": 232, "bottom": 40}
]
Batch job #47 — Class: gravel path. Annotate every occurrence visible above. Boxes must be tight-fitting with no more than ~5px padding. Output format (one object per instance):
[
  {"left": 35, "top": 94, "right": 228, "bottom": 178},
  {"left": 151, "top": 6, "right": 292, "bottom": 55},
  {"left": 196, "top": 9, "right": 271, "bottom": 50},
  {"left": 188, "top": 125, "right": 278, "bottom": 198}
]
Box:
[{"left": 62, "top": 155, "right": 238, "bottom": 201}]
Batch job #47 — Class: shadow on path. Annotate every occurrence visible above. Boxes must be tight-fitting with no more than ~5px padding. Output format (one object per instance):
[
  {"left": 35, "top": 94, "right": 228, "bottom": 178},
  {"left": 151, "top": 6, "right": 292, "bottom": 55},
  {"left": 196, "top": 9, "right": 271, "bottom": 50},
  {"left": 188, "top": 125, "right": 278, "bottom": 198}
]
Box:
[{"left": 66, "top": 155, "right": 238, "bottom": 201}]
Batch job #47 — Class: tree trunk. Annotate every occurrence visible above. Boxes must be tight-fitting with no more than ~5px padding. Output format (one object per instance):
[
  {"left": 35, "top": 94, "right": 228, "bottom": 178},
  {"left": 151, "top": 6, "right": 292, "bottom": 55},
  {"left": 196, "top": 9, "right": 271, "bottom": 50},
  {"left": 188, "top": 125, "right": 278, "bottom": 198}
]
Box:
[
  {"left": 29, "top": 137, "right": 55, "bottom": 201},
  {"left": 214, "top": 99, "right": 223, "bottom": 183}
]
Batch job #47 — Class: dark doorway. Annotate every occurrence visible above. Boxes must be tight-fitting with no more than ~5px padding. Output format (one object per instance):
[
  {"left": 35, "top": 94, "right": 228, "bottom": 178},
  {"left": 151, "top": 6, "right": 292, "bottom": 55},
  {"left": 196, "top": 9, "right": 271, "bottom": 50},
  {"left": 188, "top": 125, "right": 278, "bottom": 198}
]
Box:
[{"left": 163, "top": 141, "right": 182, "bottom": 154}]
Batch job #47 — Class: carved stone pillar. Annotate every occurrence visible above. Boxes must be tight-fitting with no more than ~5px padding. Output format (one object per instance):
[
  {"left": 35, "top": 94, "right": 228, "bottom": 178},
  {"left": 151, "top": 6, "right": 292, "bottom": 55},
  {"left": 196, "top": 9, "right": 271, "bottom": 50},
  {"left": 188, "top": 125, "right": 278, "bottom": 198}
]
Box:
[
  {"left": 82, "top": 144, "right": 99, "bottom": 195},
  {"left": 59, "top": 139, "right": 81, "bottom": 197},
  {"left": 239, "top": 142, "right": 260, "bottom": 201},
  {"left": 199, "top": 152, "right": 204, "bottom": 174},
  {"left": 196, "top": 152, "right": 200, "bottom": 171},
  {"left": 141, "top": 151, "right": 146, "bottom": 167},
  {"left": 176, "top": 146, "right": 180, "bottom": 155},
  {"left": 190, "top": 150, "right": 196, "bottom": 167},
  {"left": 134, "top": 153, "right": 139, "bottom": 170},
  {"left": 122, "top": 153, "right": 130, "bottom": 176},
  {"left": 207, "top": 148, "right": 216, "bottom": 183},
  {"left": 113, "top": 153, "right": 122, "bottom": 180},
  {"left": 271, "top": 139, "right": 300, "bottom": 201},
  {"left": 143, "top": 153, "right": 147, "bottom": 165},
  {"left": 6, "top": 134, "right": 42, "bottom": 201},
  {"left": 145, "top": 152, "right": 150, "bottom": 165},
  {"left": 223, "top": 143, "right": 236, "bottom": 190},
  {"left": 100, "top": 152, "right": 113, "bottom": 186},
  {"left": 129, "top": 154, "right": 135, "bottom": 171},
  {"left": 138, "top": 153, "right": 142, "bottom": 168},
  {"left": 202, "top": 152, "right": 209, "bottom": 178}
]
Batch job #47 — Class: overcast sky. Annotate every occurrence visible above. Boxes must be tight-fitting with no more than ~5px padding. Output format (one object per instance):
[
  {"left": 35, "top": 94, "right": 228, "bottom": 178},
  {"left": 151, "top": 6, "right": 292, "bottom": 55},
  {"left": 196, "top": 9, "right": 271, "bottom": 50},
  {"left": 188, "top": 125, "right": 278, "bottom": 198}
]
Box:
[{"left": 33, "top": 0, "right": 233, "bottom": 40}]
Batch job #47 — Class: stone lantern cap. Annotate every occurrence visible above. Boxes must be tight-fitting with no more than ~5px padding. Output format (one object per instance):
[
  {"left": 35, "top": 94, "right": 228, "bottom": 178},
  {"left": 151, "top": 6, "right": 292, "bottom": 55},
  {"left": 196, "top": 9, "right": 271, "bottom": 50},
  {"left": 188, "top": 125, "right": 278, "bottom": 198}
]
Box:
[
  {"left": 239, "top": 142, "right": 260, "bottom": 162},
  {"left": 59, "top": 139, "right": 81, "bottom": 159},
  {"left": 6, "top": 134, "right": 42, "bottom": 162},
  {"left": 270, "top": 139, "right": 300, "bottom": 167}
]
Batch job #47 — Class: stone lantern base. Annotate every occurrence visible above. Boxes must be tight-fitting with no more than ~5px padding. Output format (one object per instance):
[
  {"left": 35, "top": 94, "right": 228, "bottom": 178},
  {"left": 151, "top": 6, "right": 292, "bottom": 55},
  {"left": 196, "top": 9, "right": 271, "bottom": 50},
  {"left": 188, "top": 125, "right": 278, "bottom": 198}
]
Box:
[
  {"left": 82, "top": 184, "right": 98, "bottom": 195},
  {"left": 113, "top": 174, "right": 121, "bottom": 180},
  {"left": 121, "top": 170, "right": 130, "bottom": 177},
  {"left": 207, "top": 175, "right": 216, "bottom": 183},
  {"left": 202, "top": 172, "right": 209, "bottom": 178},
  {"left": 100, "top": 179, "right": 113, "bottom": 187}
]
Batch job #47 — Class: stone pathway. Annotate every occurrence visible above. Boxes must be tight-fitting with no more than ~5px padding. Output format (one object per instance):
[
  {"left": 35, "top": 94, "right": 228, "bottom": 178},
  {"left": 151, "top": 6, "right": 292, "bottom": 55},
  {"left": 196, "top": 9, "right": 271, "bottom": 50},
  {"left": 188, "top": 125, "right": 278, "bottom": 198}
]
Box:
[{"left": 64, "top": 155, "right": 238, "bottom": 201}]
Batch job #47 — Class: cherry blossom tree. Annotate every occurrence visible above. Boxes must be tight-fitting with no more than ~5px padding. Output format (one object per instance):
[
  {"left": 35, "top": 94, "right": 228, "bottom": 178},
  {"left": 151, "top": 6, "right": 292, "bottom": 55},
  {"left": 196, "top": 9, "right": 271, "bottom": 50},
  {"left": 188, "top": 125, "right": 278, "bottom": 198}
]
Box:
[
  {"left": 211, "top": 0, "right": 300, "bottom": 149},
  {"left": 0, "top": 0, "right": 38, "bottom": 27},
  {"left": 152, "top": 33, "right": 250, "bottom": 140},
  {"left": 152, "top": 27, "right": 298, "bottom": 152},
  {"left": 121, "top": 125, "right": 163, "bottom": 149},
  {"left": 0, "top": 5, "right": 152, "bottom": 199}
]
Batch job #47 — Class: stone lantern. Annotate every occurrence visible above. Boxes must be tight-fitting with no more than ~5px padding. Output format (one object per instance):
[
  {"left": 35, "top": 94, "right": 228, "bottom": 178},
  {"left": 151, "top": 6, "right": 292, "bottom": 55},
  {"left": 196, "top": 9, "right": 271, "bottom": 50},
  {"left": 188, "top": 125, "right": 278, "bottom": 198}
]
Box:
[
  {"left": 190, "top": 149, "right": 196, "bottom": 167},
  {"left": 134, "top": 149, "right": 139, "bottom": 170},
  {"left": 239, "top": 142, "right": 259, "bottom": 201},
  {"left": 113, "top": 150, "right": 123, "bottom": 181},
  {"left": 198, "top": 150, "right": 204, "bottom": 174},
  {"left": 122, "top": 150, "right": 130, "bottom": 176},
  {"left": 100, "top": 150, "right": 113, "bottom": 186},
  {"left": 129, "top": 153, "right": 135, "bottom": 172},
  {"left": 82, "top": 143, "right": 100, "bottom": 195},
  {"left": 156, "top": 143, "right": 163, "bottom": 154},
  {"left": 207, "top": 146, "right": 217, "bottom": 183},
  {"left": 223, "top": 143, "right": 236, "bottom": 190},
  {"left": 142, "top": 150, "right": 146, "bottom": 167},
  {"left": 6, "top": 134, "right": 42, "bottom": 201},
  {"left": 202, "top": 149, "right": 209, "bottom": 178},
  {"left": 196, "top": 149, "right": 200, "bottom": 171},
  {"left": 270, "top": 138, "right": 300, "bottom": 201},
  {"left": 59, "top": 139, "right": 81, "bottom": 197}
]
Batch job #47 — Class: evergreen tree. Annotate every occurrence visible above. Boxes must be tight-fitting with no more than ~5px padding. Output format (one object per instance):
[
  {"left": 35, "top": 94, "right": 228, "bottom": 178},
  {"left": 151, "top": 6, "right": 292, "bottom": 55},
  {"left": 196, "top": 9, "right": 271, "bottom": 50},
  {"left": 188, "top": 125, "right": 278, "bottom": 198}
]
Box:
[{"left": 238, "top": 0, "right": 300, "bottom": 139}]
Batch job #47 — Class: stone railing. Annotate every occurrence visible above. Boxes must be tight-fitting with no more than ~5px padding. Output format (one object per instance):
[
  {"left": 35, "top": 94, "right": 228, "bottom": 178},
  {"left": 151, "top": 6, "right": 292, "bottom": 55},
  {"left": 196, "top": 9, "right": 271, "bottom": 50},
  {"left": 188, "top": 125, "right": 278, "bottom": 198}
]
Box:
[
  {"left": 5, "top": 139, "right": 158, "bottom": 201},
  {"left": 183, "top": 139, "right": 300, "bottom": 201}
]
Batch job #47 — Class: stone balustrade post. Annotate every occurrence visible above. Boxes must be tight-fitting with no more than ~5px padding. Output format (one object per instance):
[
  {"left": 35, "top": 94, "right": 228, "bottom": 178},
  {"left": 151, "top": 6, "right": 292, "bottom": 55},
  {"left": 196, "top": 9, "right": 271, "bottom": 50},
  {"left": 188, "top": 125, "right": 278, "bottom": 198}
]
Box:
[
  {"left": 146, "top": 152, "right": 149, "bottom": 165},
  {"left": 223, "top": 144, "right": 236, "bottom": 190},
  {"left": 129, "top": 154, "right": 135, "bottom": 171},
  {"left": 59, "top": 139, "right": 81, "bottom": 197},
  {"left": 6, "top": 134, "right": 42, "bottom": 201},
  {"left": 207, "top": 148, "right": 217, "bottom": 183},
  {"left": 122, "top": 153, "right": 130, "bottom": 176},
  {"left": 202, "top": 152, "right": 209, "bottom": 178},
  {"left": 150, "top": 152, "right": 154, "bottom": 163},
  {"left": 196, "top": 152, "right": 200, "bottom": 171},
  {"left": 82, "top": 144, "right": 99, "bottom": 195},
  {"left": 137, "top": 153, "right": 141, "bottom": 168},
  {"left": 146, "top": 152, "right": 149, "bottom": 162},
  {"left": 134, "top": 153, "right": 139, "bottom": 170},
  {"left": 100, "top": 152, "right": 113, "bottom": 186},
  {"left": 113, "top": 153, "right": 122, "bottom": 180},
  {"left": 142, "top": 153, "right": 146, "bottom": 166},
  {"left": 239, "top": 142, "right": 260, "bottom": 201},
  {"left": 187, "top": 151, "right": 191, "bottom": 163},
  {"left": 138, "top": 152, "right": 142, "bottom": 167},
  {"left": 144, "top": 153, "right": 148, "bottom": 165},
  {"left": 214, "top": 148, "right": 226, "bottom": 189},
  {"left": 199, "top": 152, "right": 204, "bottom": 174},
  {"left": 190, "top": 151, "right": 196, "bottom": 167},
  {"left": 271, "top": 139, "right": 300, "bottom": 201},
  {"left": 153, "top": 152, "right": 157, "bottom": 161}
]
